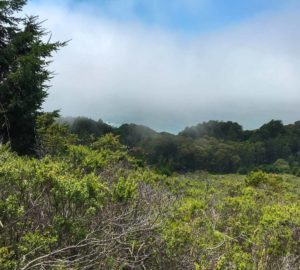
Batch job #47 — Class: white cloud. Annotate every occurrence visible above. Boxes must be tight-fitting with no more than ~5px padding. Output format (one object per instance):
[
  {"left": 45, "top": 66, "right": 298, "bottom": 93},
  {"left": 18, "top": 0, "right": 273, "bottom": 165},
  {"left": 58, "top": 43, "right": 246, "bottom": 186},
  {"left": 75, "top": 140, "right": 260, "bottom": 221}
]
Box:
[{"left": 25, "top": 1, "right": 300, "bottom": 132}]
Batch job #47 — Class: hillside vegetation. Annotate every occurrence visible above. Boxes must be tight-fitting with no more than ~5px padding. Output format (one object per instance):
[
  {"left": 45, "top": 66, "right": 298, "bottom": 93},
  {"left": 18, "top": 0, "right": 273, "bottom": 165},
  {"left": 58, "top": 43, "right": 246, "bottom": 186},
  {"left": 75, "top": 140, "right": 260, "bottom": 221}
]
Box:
[
  {"left": 1, "top": 120, "right": 299, "bottom": 269},
  {"left": 64, "top": 117, "right": 300, "bottom": 175}
]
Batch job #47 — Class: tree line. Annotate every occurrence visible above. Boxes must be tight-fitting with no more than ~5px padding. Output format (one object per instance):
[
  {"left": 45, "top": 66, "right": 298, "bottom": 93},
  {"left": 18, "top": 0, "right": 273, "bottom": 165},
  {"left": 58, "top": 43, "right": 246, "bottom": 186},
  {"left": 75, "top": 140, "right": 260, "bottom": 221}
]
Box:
[
  {"left": 1, "top": 1, "right": 299, "bottom": 177},
  {"left": 64, "top": 117, "right": 300, "bottom": 175},
  {"left": 0, "top": 0, "right": 299, "bottom": 177}
]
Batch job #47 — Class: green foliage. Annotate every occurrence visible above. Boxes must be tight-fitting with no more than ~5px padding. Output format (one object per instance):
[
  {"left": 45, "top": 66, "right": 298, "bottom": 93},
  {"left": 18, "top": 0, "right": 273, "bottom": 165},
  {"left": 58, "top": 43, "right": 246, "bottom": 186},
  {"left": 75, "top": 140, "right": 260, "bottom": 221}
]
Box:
[
  {"left": 113, "top": 176, "right": 137, "bottom": 202},
  {"left": 272, "top": 158, "right": 291, "bottom": 173},
  {"left": 0, "top": 135, "right": 173, "bottom": 269},
  {"left": 160, "top": 173, "right": 300, "bottom": 269},
  {"left": 69, "top": 117, "right": 114, "bottom": 144},
  {"left": 245, "top": 171, "right": 269, "bottom": 186},
  {"left": 245, "top": 171, "right": 285, "bottom": 191},
  {"left": 0, "top": 1, "right": 65, "bottom": 155},
  {"left": 116, "top": 123, "right": 157, "bottom": 147},
  {"left": 65, "top": 134, "right": 133, "bottom": 176},
  {"left": 65, "top": 118, "right": 300, "bottom": 176},
  {"left": 179, "top": 120, "right": 244, "bottom": 141},
  {"left": 91, "top": 133, "right": 126, "bottom": 152},
  {"left": 1, "top": 133, "right": 300, "bottom": 269},
  {"left": 36, "top": 111, "right": 77, "bottom": 156}
]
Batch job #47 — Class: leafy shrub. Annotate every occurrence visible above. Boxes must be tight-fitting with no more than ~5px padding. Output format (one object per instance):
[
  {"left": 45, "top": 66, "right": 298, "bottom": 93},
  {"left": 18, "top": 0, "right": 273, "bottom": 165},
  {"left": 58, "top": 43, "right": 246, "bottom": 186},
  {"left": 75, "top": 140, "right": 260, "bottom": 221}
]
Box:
[
  {"left": 113, "top": 176, "right": 137, "bottom": 202},
  {"left": 1, "top": 136, "right": 300, "bottom": 269},
  {"left": 272, "top": 159, "right": 291, "bottom": 173}
]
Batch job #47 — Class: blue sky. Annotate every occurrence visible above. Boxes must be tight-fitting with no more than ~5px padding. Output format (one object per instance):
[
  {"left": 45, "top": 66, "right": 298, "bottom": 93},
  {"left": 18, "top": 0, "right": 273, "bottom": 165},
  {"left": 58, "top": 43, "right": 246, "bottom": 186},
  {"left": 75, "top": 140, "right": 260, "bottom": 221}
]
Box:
[
  {"left": 52, "top": 0, "right": 297, "bottom": 33},
  {"left": 27, "top": 0, "right": 300, "bottom": 132}
]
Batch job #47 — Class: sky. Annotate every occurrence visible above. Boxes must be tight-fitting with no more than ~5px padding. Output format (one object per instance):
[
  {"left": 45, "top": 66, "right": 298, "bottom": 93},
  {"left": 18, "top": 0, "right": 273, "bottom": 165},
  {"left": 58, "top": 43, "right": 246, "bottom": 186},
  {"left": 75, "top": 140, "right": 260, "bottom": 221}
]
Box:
[{"left": 25, "top": 0, "right": 300, "bottom": 133}]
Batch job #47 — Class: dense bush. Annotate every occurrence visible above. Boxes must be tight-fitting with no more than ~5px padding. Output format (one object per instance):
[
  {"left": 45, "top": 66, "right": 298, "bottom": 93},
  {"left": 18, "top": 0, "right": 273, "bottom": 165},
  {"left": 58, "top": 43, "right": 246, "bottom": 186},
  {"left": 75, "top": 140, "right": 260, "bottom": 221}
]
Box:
[
  {"left": 0, "top": 136, "right": 173, "bottom": 269},
  {"left": 161, "top": 173, "right": 300, "bottom": 270},
  {"left": 1, "top": 134, "right": 299, "bottom": 269}
]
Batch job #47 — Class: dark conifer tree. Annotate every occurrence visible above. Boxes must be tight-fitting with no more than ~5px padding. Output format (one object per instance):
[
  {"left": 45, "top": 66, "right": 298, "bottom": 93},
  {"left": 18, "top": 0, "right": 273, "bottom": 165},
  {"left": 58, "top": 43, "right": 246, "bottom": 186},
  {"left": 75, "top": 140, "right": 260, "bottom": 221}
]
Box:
[{"left": 0, "top": 0, "right": 65, "bottom": 154}]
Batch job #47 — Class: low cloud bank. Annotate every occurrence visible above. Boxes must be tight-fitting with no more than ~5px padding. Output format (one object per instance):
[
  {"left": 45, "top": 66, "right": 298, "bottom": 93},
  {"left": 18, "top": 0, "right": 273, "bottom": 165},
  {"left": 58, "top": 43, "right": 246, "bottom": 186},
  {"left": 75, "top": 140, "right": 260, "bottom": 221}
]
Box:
[{"left": 26, "top": 1, "right": 300, "bottom": 132}]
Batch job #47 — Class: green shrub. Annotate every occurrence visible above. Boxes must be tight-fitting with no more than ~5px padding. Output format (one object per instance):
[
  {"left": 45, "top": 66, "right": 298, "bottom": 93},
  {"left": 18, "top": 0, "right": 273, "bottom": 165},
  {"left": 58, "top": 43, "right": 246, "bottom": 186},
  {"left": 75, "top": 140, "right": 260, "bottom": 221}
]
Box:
[{"left": 245, "top": 171, "right": 269, "bottom": 186}]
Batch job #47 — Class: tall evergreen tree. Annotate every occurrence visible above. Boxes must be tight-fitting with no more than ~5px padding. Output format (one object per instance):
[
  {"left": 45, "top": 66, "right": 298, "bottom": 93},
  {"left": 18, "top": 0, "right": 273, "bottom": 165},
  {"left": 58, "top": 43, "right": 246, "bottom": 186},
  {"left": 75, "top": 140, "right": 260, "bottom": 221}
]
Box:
[{"left": 0, "top": 0, "right": 65, "bottom": 154}]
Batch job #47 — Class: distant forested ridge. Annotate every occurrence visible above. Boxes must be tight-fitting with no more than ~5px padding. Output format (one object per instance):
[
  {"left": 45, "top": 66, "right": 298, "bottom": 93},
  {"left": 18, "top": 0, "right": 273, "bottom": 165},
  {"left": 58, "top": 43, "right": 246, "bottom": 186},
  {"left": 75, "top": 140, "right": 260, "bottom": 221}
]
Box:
[{"left": 63, "top": 117, "right": 300, "bottom": 175}]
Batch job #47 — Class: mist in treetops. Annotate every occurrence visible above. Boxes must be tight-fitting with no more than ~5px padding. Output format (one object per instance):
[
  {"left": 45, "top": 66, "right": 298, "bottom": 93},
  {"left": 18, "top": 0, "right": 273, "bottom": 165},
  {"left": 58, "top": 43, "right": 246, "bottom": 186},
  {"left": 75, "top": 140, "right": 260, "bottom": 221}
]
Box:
[{"left": 22, "top": 0, "right": 300, "bottom": 132}]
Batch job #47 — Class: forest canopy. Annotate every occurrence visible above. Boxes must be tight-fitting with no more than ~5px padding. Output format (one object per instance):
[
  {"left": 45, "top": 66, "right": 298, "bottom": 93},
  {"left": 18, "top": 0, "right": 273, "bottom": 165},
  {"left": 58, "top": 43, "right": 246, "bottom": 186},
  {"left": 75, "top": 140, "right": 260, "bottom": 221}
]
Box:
[{"left": 64, "top": 117, "right": 300, "bottom": 175}]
